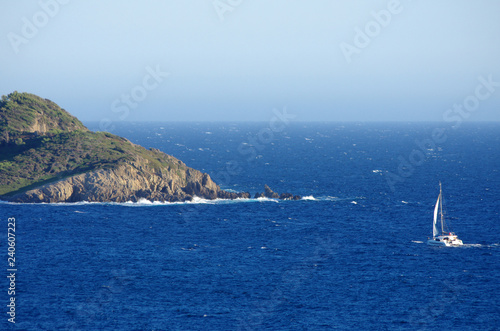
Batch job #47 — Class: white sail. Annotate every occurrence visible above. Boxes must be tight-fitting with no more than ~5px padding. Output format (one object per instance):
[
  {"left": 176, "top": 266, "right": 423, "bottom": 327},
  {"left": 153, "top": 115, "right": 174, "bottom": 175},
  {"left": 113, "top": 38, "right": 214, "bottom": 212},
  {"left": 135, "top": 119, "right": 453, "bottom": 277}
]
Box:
[
  {"left": 427, "top": 183, "right": 463, "bottom": 246},
  {"left": 432, "top": 194, "right": 440, "bottom": 238}
]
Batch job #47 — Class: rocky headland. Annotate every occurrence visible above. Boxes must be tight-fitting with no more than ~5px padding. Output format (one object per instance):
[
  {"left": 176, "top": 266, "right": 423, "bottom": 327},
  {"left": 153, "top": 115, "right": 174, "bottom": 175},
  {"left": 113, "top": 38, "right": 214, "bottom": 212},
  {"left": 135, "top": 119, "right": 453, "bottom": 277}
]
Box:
[{"left": 0, "top": 92, "right": 298, "bottom": 203}]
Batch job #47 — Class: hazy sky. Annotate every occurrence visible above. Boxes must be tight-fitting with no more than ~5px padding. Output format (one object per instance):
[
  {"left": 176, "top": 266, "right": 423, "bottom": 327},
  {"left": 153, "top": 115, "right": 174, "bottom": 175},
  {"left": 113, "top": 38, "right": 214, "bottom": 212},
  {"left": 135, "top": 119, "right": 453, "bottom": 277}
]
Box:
[{"left": 1, "top": 0, "right": 499, "bottom": 123}]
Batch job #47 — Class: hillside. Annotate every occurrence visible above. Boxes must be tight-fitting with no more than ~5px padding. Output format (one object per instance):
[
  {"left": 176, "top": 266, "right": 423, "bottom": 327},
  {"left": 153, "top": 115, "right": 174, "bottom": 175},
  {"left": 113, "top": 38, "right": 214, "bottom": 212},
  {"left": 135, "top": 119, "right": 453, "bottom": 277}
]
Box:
[
  {"left": 0, "top": 92, "right": 250, "bottom": 202},
  {"left": 0, "top": 92, "right": 87, "bottom": 143}
]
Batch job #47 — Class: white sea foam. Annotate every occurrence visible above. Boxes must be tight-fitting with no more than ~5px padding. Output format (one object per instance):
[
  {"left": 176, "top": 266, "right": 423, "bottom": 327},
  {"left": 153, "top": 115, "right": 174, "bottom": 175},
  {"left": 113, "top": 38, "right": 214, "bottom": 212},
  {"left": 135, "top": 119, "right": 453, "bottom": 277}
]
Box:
[
  {"left": 136, "top": 198, "right": 154, "bottom": 205},
  {"left": 462, "top": 244, "right": 483, "bottom": 248},
  {"left": 256, "top": 197, "right": 279, "bottom": 203},
  {"left": 2, "top": 194, "right": 338, "bottom": 206},
  {"left": 189, "top": 196, "right": 210, "bottom": 204}
]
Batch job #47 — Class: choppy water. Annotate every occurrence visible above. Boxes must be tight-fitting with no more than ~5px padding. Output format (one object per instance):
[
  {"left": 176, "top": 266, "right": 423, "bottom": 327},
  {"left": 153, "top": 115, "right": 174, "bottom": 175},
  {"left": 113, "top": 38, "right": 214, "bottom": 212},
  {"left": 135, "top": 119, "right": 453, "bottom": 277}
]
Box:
[{"left": 1, "top": 122, "right": 499, "bottom": 330}]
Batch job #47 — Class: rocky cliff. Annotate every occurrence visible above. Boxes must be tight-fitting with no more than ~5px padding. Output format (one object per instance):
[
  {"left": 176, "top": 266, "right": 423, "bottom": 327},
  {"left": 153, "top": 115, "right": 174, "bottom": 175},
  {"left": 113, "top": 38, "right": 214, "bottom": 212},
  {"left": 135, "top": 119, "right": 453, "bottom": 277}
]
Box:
[
  {"left": 8, "top": 158, "right": 249, "bottom": 203},
  {"left": 0, "top": 92, "right": 250, "bottom": 203}
]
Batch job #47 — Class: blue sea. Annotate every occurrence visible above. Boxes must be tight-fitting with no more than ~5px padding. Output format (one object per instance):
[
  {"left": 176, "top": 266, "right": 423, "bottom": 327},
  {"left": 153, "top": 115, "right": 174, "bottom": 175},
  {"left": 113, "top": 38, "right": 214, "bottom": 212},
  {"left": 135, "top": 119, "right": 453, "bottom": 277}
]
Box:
[{"left": 1, "top": 122, "right": 499, "bottom": 330}]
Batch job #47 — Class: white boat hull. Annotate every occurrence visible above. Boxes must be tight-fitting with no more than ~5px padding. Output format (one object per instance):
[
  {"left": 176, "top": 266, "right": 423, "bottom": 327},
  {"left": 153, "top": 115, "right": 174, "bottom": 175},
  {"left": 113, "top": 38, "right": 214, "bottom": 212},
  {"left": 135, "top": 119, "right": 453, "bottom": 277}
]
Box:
[{"left": 427, "top": 235, "right": 463, "bottom": 247}]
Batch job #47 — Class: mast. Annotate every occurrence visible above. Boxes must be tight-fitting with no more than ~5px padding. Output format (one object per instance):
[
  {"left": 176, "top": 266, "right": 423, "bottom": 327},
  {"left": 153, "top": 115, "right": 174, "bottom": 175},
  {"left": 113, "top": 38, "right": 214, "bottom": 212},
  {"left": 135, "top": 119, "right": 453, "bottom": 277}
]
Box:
[{"left": 439, "top": 182, "right": 444, "bottom": 235}]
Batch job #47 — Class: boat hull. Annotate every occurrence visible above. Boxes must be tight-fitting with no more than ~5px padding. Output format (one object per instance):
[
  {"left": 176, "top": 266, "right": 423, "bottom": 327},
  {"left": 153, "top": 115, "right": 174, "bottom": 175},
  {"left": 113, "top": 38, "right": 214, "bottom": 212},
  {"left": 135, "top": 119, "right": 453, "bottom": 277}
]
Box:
[{"left": 427, "top": 235, "right": 463, "bottom": 247}]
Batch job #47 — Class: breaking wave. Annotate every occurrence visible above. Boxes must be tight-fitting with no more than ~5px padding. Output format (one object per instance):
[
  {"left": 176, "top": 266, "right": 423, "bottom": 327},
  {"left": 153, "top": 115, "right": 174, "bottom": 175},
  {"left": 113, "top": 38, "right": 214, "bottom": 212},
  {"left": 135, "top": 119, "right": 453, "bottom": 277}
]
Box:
[{"left": 0, "top": 194, "right": 365, "bottom": 206}]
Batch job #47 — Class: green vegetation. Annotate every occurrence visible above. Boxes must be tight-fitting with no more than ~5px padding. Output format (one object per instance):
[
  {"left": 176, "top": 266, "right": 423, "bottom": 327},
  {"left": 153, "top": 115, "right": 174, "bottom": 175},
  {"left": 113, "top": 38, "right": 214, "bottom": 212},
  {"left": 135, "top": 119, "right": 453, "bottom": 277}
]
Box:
[
  {"left": 0, "top": 91, "right": 87, "bottom": 143},
  {"left": 0, "top": 92, "right": 186, "bottom": 196}
]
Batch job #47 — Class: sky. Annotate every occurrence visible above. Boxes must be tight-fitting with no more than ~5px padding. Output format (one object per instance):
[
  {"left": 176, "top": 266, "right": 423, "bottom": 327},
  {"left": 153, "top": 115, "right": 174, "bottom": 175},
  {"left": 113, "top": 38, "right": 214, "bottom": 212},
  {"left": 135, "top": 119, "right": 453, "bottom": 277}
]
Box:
[{"left": 1, "top": 0, "right": 499, "bottom": 123}]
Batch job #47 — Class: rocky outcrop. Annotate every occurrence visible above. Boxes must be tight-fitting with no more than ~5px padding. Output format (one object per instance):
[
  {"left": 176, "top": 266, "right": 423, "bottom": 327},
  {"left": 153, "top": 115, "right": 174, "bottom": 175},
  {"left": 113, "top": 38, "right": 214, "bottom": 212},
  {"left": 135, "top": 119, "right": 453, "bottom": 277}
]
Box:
[
  {"left": 7, "top": 159, "right": 250, "bottom": 203},
  {"left": 254, "top": 185, "right": 301, "bottom": 200}
]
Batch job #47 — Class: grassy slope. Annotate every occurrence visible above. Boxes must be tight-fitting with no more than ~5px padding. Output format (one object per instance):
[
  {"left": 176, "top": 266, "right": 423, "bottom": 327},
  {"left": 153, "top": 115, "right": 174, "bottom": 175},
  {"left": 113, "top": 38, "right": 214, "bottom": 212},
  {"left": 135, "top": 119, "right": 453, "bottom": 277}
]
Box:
[{"left": 0, "top": 91, "right": 86, "bottom": 135}]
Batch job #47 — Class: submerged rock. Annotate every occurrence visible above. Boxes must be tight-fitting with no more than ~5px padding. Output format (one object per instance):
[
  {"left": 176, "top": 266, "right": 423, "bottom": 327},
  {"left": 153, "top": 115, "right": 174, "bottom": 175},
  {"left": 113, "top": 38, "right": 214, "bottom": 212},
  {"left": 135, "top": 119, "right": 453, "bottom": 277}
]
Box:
[
  {"left": 254, "top": 185, "right": 301, "bottom": 201},
  {"left": 264, "top": 184, "right": 280, "bottom": 199},
  {"left": 254, "top": 192, "right": 265, "bottom": 199}
]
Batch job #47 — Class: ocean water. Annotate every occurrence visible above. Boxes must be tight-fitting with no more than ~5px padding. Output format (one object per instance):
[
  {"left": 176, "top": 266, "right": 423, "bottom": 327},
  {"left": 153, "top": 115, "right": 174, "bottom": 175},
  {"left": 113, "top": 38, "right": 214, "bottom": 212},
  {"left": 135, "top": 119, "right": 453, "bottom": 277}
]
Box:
[{"left": 1, "top": 122, "right": 499, "bottom": 330}]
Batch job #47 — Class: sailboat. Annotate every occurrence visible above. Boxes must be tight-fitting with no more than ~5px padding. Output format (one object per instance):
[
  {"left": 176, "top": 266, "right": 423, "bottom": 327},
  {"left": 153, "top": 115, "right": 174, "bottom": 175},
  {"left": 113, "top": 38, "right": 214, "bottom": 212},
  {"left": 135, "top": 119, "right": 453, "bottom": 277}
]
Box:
[{"left": 427, "top": 182, "right": 463, "bottom": 247}]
